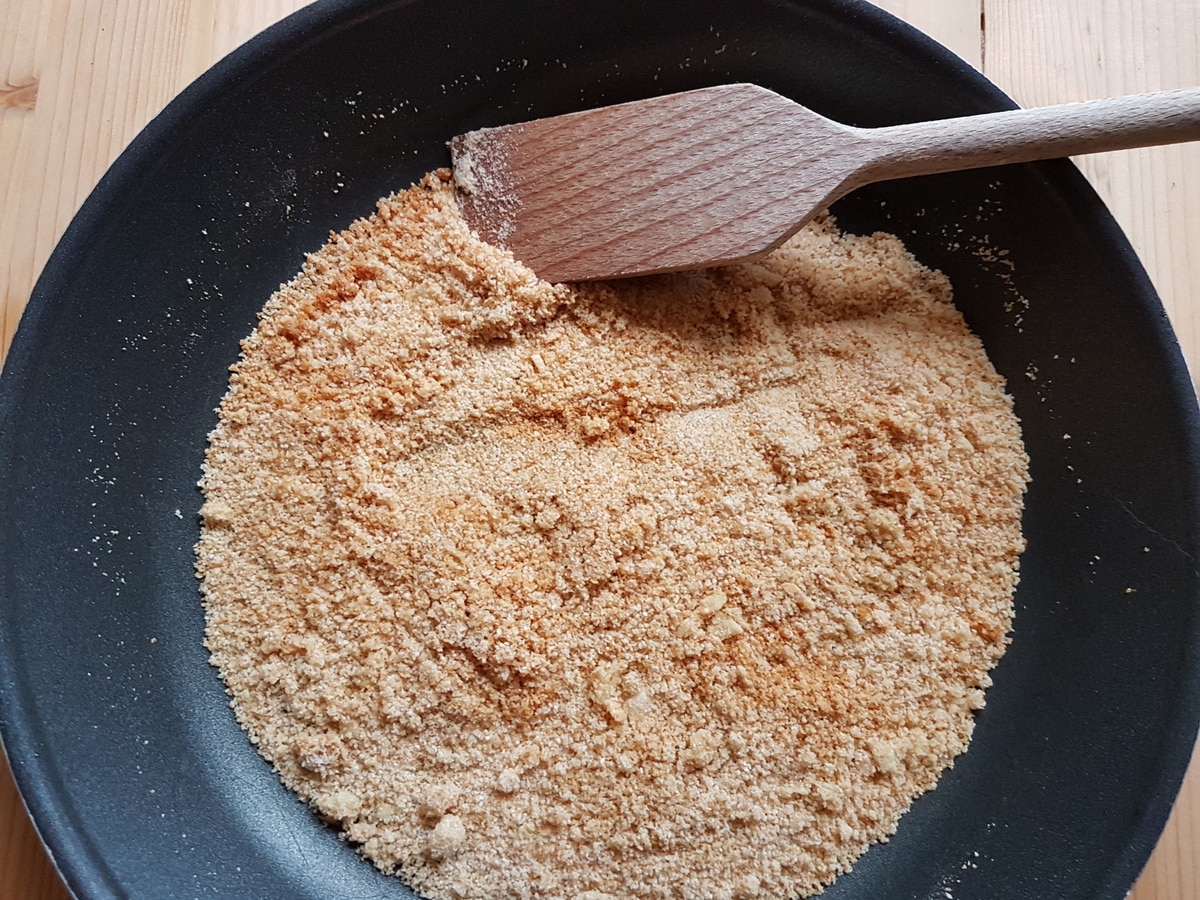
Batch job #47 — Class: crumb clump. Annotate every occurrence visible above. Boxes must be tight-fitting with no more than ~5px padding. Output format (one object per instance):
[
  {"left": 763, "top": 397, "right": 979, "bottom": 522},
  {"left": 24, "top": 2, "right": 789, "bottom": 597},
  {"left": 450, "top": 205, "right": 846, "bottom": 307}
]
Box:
[{"left": 196, "top": 173, "right": 1029, "bottom": 899}]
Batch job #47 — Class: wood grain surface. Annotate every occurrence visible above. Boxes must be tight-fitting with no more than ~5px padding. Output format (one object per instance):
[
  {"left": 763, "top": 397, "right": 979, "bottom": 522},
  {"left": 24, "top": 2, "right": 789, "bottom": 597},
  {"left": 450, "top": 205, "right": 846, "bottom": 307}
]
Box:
[
  {"left": 1, "top": 1, "right": 1197, "bottom": 898},
  {"left": 456, "top": 81, "right": 1200, "bottom": 281}
]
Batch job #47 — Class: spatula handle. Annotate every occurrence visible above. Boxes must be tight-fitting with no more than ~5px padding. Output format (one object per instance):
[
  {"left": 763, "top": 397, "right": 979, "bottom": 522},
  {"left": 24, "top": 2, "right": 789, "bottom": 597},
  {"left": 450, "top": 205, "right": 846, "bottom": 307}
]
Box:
[{"left": 861, "top": 87, "right": 1200, "bottom": 181}]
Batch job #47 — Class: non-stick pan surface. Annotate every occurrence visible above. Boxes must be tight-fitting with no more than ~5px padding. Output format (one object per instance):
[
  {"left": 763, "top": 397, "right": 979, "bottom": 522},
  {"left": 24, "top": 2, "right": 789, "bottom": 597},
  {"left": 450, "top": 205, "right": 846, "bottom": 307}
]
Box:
[{"left": 2, "top": 1, "right": 1199, "bottom": 898}]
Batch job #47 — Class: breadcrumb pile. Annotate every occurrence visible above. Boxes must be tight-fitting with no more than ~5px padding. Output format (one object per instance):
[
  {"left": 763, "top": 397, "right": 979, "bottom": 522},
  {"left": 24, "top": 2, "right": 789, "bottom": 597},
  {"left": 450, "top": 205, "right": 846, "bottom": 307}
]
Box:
[{"left": 196, "top": 173, "right": 1028, "bottom": 900}]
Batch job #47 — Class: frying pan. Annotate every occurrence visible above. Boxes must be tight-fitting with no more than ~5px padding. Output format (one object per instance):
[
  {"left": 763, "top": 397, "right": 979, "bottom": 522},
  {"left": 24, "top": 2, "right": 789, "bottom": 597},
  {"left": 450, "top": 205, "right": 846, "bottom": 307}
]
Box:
[{"left": 2, "top": 1, "right": 1198, "bottom": 898}]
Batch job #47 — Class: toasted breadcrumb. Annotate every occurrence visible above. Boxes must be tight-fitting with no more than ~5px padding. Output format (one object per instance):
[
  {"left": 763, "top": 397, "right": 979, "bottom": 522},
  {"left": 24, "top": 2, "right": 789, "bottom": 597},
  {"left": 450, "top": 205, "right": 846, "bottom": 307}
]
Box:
[{"left": 196, "top": 173, "right": 1028, "bottom": 899}]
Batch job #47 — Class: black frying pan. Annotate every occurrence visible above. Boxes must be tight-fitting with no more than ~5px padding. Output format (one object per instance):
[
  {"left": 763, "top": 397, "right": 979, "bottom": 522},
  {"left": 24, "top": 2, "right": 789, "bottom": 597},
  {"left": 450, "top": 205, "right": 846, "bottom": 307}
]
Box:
[{"left": 2, "top": 1, "right": 1199, "bottom": 897}]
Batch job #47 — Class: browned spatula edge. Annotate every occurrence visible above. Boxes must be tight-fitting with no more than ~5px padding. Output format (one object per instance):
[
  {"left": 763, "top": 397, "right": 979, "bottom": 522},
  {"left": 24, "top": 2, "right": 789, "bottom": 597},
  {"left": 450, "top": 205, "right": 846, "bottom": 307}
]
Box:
[{"left": 448, "top": 82, "right": 1200, "bottom": 283}]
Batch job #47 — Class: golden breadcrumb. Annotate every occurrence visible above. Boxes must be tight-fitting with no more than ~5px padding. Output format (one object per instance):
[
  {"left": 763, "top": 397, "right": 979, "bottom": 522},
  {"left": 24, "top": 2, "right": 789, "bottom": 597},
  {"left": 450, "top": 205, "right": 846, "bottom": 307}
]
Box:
[{"left": 196, "top": 173, "right": 1028, "bottom": 899}]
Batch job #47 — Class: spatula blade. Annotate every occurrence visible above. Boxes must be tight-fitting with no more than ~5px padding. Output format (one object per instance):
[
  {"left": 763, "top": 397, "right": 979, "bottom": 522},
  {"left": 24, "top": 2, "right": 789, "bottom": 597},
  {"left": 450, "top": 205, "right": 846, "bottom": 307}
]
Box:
[{"left": 449, "top": 84, "right": 861, "bottom": 282}]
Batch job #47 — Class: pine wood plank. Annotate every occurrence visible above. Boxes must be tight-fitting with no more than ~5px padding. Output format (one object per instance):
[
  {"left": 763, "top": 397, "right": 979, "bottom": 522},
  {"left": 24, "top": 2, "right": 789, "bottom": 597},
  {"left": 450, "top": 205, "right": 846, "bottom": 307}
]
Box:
[
  {"left": 0, "top": 0, "right": 54, "bottom": 363},
  {"left": 872, "top": 0, "right": 983, "bottom": 69}
]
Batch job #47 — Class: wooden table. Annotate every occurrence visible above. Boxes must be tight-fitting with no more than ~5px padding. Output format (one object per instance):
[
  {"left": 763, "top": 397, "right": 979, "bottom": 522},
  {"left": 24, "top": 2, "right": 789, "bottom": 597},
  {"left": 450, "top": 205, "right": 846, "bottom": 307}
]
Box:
[{"left": 1, "top": 2, "right": 1197, "bottom": 897}]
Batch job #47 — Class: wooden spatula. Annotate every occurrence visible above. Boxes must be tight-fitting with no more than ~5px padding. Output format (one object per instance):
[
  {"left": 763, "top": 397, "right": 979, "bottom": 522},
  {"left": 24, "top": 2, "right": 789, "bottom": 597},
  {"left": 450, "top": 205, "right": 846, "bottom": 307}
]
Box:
[{"left": 448, "top": 82, "right": 1200, "bottom": 282}]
